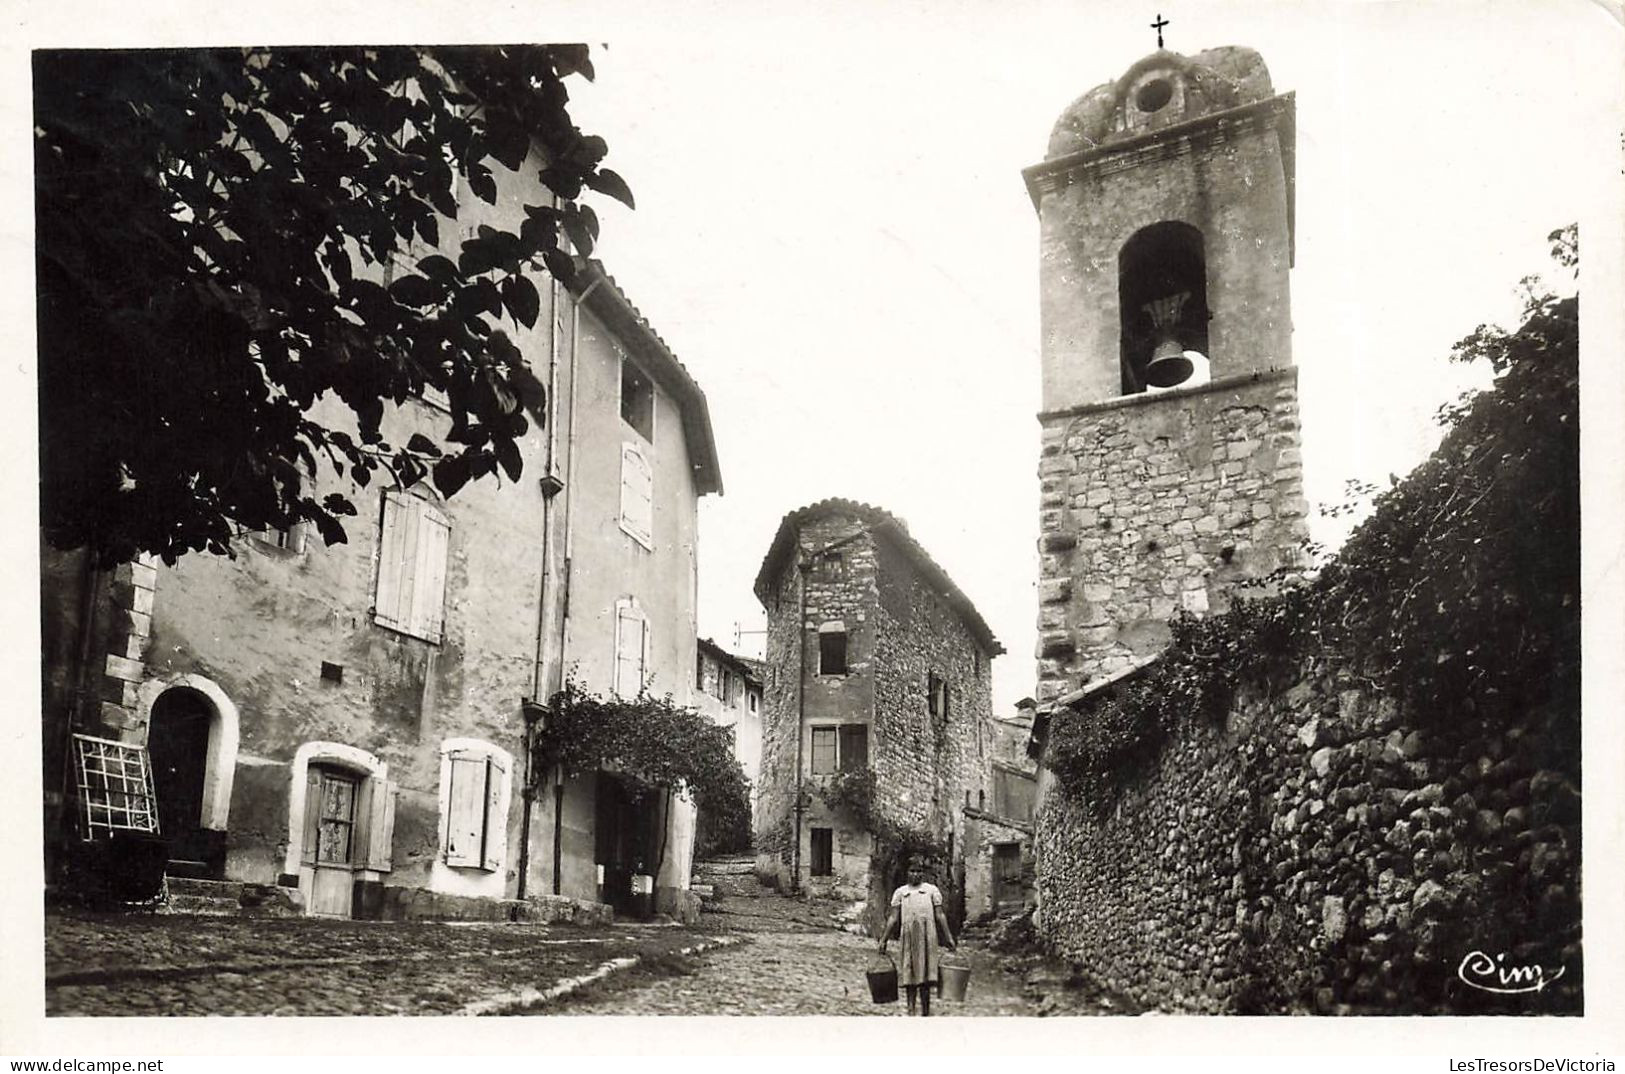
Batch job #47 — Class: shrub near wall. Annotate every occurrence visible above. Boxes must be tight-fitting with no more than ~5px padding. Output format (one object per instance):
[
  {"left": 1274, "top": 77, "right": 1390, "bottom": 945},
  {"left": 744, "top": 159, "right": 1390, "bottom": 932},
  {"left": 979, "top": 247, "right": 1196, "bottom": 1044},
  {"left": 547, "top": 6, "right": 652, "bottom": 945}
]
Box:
[{"left": 1036, "top": 252, "right": 1579, "bottom": 1014}]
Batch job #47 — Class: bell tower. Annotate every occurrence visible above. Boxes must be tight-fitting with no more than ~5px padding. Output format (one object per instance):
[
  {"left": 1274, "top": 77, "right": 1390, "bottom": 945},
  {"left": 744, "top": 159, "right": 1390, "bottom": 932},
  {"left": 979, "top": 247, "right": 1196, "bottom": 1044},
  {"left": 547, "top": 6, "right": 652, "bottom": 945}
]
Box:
[{"left": 1025, "top": 46, "right": 1309, "bottom": 702}]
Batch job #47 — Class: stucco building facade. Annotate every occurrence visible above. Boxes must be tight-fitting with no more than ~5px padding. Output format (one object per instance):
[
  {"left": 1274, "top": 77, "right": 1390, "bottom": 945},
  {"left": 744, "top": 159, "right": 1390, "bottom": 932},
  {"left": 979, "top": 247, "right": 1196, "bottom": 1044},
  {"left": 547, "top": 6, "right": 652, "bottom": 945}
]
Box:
[
  {"left": 40, "top": 129, "right": 724, "bottom": 922},
  {"left": 694, "top": 637, "right": 764, "bottom": 821},
  {"left": 751, "top": 499, "right": 1002, "bottom": 921}
]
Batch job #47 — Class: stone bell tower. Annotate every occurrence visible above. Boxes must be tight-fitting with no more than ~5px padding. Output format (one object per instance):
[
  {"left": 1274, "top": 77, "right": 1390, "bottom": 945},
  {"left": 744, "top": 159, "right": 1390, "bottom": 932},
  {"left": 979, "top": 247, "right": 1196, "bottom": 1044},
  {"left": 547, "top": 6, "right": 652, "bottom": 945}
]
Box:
[{"left": 1025, "top": 46, "right": 1310, "bottom": 703}]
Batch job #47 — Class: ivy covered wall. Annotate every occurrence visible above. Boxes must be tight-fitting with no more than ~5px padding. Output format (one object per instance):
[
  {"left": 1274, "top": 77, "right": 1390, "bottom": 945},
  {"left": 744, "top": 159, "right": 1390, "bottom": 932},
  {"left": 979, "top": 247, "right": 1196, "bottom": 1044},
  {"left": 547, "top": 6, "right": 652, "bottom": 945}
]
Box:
[{"left": 1032, "top": 266, "right": 1579, "bottom": 1014}]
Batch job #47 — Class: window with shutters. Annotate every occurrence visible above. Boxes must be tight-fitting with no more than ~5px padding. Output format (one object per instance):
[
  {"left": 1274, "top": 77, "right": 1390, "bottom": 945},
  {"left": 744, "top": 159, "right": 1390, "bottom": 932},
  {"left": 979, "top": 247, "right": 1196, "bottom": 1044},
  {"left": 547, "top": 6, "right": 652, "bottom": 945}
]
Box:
[
  {"left": 928, "top": 672, "right": 949, "bottom": 719},
  {"left": 613, "top": 599, "right": 650, "bottom": 698},
  {"left": 374, "top": 489, "right": 451, "bottom": 643},
  {"left": 809, "top": 724, "right": 868, "bottom": 776},
  {"left": 439, "top": 740, "right": 511, "bottom": 871},
  {"left": 619, "top": 443, "right": 654, "bottom": 550}
]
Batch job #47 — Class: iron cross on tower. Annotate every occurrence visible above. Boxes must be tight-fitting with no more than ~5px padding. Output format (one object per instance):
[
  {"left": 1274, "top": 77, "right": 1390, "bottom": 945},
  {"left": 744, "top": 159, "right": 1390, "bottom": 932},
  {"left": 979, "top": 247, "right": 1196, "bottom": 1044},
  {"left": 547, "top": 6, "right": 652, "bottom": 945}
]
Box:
[{"left": 1151, "top": 13, "right": 1170, "bottom": 48}]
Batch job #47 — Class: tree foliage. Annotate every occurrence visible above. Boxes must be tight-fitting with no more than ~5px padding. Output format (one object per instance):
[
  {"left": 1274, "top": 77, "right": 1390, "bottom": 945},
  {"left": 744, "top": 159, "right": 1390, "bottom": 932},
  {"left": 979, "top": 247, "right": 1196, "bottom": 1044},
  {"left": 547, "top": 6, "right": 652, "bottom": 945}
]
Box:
[
  {"left": 532, "top": 682, "right": 753, "bottom": 845},
  {"left": 1047, "top": 227, "right": 1580, "bottom": 806},
  {"left": 36, "top": 46, "right": 632, "bottom": 566}
]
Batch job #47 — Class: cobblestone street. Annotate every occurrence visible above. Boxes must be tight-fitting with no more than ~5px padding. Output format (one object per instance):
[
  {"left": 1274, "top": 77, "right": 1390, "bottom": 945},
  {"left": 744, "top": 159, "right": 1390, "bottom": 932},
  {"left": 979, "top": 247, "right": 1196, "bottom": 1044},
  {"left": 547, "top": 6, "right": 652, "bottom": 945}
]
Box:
[
  {"left": 44, "top": 874, "right": 1040, "bottom": 1017},
  {"left": 552, "top": 875, "right": 1037, "bottom": 1017}
]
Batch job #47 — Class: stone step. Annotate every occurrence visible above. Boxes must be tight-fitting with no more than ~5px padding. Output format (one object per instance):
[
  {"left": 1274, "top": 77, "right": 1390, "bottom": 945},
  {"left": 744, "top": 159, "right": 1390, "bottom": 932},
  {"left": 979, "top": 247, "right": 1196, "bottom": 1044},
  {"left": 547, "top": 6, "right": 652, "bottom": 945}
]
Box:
[
  {"left": 160, "top": 878, "right": 303, "bottom": 917},
  {"left": 693, "top": 858, "right": 756, "bottom": 877}
]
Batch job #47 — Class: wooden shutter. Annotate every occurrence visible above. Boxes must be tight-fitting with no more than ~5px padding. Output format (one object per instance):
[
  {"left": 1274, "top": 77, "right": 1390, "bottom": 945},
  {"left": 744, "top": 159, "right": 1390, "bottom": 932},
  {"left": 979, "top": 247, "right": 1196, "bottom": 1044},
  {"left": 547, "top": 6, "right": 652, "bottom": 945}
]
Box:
[
  {"left": 300, "top": 766, "right": 322, "bottom": 866},
  {"left": 614, "top": 604, "right": 646, "bottom": 698},
  {"left": 367, "top": 780, "right": 397, "bottom": 872},
  {"left": 480, "top": 755, "right": 508, "bottom": 871},
  {"left": 444, "top": 754, "right": 488, "bottom": 867},
  {"left": 620, "top": 444, "right": 653, "bottom": 547},
  {"left": 839, "top": 725, "right": 869, "bottom": 772},
  {"left": 375, "top": 492, "right": 414, "bottom": 632},
  {"left": 409, "top": 503, "right": 450, "bottom": 642},
  {"left": 377, "top": 492, "right": 450, "bottom": 642}
]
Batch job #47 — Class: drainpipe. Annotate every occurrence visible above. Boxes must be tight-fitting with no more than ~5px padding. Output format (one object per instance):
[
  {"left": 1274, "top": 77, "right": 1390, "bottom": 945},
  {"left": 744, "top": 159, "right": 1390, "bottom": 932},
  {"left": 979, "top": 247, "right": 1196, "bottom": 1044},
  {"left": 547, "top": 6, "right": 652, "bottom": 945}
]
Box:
[
  {"left": 548, "top": 269, "right": 603, "bottom": 898},
  {"left": 791, "top": 557, "right": 808, "bottom": 894}
]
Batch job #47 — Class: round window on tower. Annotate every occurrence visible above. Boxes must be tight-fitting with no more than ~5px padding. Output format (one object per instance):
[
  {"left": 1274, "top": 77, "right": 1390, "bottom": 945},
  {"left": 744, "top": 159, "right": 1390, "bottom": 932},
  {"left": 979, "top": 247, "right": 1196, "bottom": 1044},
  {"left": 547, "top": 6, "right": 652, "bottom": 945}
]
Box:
[{"left": 1136, "top": 78, "right": 1174, "bottom": 113}]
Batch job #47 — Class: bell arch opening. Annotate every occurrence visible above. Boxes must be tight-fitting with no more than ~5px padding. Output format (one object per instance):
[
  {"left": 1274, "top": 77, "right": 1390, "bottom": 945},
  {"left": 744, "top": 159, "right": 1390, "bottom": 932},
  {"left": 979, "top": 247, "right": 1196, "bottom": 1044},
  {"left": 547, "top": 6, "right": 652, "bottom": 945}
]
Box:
[{"left": 1117, "top": 222, "right": 1210, "bottom": 394}]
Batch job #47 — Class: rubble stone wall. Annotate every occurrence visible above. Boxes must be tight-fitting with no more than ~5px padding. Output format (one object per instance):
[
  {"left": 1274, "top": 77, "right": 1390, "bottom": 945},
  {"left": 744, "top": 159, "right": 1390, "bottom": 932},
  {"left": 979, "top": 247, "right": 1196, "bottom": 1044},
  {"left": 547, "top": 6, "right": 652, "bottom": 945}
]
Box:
[
  {"left": 1034, "top": 660, "right": 1582, "bottom": 1014},
  {"left": 1036, "top": 368, "right": 1308, "bottom": 702},
  {"left": 753, "top": 516, "right": 878, "bottom": 887}
]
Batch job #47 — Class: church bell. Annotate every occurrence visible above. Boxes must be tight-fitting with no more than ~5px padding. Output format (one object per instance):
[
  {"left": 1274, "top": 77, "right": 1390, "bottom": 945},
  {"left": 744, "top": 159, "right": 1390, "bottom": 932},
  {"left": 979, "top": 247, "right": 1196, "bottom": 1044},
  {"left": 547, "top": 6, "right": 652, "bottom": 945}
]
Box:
[
  {"left": 1142, "top": 292, "right": 1196, "bottom": 388},
  {"left": 1144, "top": 337, "right": 1195, "bottom": 388}
]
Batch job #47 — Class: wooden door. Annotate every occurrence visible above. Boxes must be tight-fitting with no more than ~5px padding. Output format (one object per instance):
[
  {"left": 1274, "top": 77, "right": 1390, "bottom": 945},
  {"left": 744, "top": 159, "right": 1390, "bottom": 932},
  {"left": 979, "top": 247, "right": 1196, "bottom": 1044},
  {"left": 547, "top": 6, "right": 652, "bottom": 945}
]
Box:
[
  {"left": 301, "top": 766, "right": 360, "bottom": 917},
  {"left": 993, "top": 843, "right": 1024, "bottom": 912}
]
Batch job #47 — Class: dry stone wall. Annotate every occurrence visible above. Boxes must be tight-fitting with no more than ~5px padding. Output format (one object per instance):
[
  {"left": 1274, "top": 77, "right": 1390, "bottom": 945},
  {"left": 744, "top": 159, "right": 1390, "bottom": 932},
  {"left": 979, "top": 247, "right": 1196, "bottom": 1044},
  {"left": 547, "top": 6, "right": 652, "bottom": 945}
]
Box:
[
  {"left": 1034, "top": 658, "right": 1581, "bottom": 1014},
  {"left": 753, "top": 517, "right": 878, "bottom": 888},
  {"left": 1037, "top": 369, "right": 1307, "bottom": 702}
]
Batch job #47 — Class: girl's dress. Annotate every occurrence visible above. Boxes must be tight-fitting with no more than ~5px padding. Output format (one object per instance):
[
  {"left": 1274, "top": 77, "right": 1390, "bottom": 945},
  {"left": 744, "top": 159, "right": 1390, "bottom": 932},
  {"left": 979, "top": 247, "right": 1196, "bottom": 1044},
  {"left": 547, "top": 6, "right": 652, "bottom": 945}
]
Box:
[{"left": 890, "top": 882, "right": 943, "bottom": 987}]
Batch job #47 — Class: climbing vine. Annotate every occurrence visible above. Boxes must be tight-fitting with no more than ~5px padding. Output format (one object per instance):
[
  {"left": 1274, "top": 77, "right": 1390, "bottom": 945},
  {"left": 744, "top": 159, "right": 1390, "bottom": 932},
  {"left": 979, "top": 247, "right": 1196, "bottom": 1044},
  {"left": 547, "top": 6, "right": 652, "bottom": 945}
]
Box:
[
  {"left": 531, "top": 680, "right": 753, "bottom": 844},
  {"left": 1047, "top": 226, "right": 1580, "bottom": 807}
]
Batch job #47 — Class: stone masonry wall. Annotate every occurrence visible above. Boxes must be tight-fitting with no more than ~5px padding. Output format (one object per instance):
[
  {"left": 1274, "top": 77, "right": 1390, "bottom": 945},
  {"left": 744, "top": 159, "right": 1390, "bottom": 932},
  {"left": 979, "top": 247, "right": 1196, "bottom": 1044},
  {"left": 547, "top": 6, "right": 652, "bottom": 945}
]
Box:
[
  {"left": 1034, "top": 660, "right": 1581, "bottom": 1014},
  {"left": 753, "top": 516, "right": 877, "bottom": 889},
  {"left": 1036, "top": 368, "right": 1307, "bottom": 702},
  {"left": 870, "top": 535, "right": 995, "bottom": 920}
]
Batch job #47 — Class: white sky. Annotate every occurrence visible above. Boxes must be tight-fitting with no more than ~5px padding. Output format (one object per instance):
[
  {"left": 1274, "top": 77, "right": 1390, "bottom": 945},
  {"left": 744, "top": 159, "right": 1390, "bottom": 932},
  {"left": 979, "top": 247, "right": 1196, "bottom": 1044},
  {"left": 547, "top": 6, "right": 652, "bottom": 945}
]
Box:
[{"left": 557, "top": 0, "right": 1620, "bottom": 715}]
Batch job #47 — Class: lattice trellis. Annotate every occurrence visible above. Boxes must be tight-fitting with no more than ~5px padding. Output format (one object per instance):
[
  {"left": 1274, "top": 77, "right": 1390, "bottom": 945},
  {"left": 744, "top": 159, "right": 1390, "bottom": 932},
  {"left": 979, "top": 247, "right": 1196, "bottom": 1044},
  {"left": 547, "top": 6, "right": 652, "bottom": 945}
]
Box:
[{"left": 71, "top": 734, "right": 160, "bottom": 838}]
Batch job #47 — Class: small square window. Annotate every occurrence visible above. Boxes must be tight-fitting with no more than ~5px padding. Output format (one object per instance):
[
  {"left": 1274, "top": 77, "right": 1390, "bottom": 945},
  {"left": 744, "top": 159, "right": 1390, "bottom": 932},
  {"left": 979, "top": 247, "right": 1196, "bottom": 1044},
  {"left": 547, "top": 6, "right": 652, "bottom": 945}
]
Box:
[
  {"left": 621, "top": 359, "right": 654, "bottom": 441},
  {"left": 818, "top": 630, "right": 847, "bottom": 676}
]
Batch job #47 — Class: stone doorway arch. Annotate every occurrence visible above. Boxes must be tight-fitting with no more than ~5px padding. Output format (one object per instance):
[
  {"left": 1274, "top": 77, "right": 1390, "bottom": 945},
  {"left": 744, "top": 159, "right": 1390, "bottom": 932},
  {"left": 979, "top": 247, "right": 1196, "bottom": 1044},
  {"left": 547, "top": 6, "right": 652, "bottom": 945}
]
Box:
[{"left": 137, "top": 674, "right": 241, "bottom": 877}]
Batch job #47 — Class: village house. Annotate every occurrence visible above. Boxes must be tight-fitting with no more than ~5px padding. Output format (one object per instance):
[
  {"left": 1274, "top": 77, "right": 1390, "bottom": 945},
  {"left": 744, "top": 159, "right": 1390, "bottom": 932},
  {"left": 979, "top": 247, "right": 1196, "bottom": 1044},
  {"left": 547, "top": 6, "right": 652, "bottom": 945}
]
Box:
[
  {"left": 40, "top": 119, "right": 724, "bottom": 922},
  {"left": 694, "top": 637, "right": 764, "bottom": 819},
  {"left": 750, "top": 499, "right": 1002, "bottom": 924}
]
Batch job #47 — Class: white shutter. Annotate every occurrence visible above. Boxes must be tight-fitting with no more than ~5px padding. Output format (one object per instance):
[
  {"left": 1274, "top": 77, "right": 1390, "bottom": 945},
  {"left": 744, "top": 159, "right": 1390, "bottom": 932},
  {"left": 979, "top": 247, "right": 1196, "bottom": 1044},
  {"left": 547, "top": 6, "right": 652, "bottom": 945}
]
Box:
[
  {"left": 367, "top": 780, "right": 397, "bottom": 873},
  {"left": 378, "top": 492, "right": 449, "bottom": 643},
  {"left": 614, "top": 603, "right": 645, "bottom": 698},
  {"left": 481, "top": 755, "right": 508, "bottom": 871},
  {"left": 410, "top": 503, "right": 450, "bottom": 642},
  {"left": 620, "top": 444, "right": 653, "bottom": 548},
  {"left": 444, "top": 754, "right": 487, "bottom": 867},
  {"left": 639, "top": 616, "right": 650, "bottom": 693},
  {"left": 374, "top": 493, "right": 408, "bottom": 630}
]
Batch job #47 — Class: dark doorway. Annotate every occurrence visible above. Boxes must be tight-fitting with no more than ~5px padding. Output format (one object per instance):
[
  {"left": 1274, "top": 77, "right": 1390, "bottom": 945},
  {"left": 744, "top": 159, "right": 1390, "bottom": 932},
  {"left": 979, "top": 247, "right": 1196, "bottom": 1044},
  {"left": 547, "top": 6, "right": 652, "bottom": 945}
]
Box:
[
  {"left": 594, "top": 774, "right": 660, "bottom": 917},
  {"left": 993, "top": 843, "right": 1024, "bottom": 912},
  {"left": 147, "top": 688, "right": 222, "bottom": 877}
]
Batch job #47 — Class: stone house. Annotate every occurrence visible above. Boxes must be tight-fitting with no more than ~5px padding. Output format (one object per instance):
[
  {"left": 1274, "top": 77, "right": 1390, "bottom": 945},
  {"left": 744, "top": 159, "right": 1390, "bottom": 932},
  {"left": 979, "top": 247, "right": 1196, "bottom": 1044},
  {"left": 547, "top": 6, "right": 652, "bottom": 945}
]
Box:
[
  {"left": 750, "top": 499, "right": 1002, "bottom": 921},
  {"left": 40, "top": 115, "right": 724, "bottom": 921}
]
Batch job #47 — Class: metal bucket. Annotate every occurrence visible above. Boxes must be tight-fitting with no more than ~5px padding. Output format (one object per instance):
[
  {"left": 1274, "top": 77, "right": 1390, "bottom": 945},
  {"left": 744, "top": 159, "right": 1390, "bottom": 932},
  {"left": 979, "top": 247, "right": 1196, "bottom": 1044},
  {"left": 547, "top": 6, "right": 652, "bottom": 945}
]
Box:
[
  {"left": 866, "top": 955, "right": 899, "bottom": 1004},
  {"left": 939, "top": 960, "right": 972, "bottom": 1002}
]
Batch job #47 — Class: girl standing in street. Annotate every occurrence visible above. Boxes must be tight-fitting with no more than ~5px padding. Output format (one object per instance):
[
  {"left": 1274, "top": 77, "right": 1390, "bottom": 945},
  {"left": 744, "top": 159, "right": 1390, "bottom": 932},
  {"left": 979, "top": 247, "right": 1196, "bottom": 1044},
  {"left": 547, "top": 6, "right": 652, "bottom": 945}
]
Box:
[{"left": 879, "top": 858, "right": 956, "bottom": 1016}]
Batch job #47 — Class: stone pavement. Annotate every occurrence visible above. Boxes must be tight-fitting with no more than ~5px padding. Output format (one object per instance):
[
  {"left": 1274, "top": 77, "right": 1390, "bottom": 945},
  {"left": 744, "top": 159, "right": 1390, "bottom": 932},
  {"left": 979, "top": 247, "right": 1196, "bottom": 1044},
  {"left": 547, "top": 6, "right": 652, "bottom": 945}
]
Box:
[
  {"left": 44, "top": 911, "right": 722, "bottom": 1016},
  {"left": 553, "top": 876, "right": 1038, "bottom": 1016},
  {"left": 43, "top": 877, "right": 1047, "bottom": 1016}
]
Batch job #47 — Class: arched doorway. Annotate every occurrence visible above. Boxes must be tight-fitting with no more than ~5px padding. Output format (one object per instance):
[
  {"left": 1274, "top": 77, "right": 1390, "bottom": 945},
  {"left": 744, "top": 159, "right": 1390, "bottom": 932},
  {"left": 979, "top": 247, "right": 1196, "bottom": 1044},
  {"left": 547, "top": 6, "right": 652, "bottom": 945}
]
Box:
[{"left": 147, "top": 687, "right": 222, "bottom": 877}]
